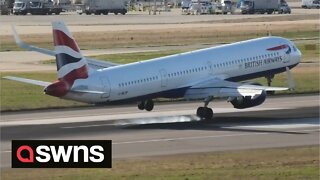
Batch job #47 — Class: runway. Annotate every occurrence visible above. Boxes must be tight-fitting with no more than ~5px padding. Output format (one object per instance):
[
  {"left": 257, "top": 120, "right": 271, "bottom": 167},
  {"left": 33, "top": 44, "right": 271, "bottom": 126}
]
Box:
[{"left": 1, "top": 94, "right": 319, "bottom": 168}]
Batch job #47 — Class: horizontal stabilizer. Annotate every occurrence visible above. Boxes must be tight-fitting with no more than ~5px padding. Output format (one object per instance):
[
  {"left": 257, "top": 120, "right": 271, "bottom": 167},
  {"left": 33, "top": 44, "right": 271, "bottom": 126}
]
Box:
[{"left": 3, "top": 76, "right": 50, "bottom": 87}]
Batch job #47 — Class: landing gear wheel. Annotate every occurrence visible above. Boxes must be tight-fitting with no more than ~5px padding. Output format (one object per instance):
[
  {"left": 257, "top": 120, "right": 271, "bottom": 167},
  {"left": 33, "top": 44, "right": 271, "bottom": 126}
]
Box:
[
  {"left": 197, "top": 107, "right": 213, "bottom": 119},
  {"left": 138, "top": 101, "right": 145, "bottom": 110},
  {"left": 197, "top": 107, "right": 205, "bottom": 117},
  {"left": 144, "top": 100, "right": 154, "bottom": 111}
]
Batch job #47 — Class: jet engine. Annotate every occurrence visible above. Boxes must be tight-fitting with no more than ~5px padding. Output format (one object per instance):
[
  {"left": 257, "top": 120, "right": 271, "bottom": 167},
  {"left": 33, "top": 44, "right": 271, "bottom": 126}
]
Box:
[{"left": 230, "top": 83, "right": 267, "bottom": 109}]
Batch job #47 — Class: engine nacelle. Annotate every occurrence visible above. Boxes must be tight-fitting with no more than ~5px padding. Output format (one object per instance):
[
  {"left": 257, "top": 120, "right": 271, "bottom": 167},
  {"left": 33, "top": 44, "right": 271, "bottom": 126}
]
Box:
[{"left": 230, "top": 91, "right": 267, "bottom": 109}]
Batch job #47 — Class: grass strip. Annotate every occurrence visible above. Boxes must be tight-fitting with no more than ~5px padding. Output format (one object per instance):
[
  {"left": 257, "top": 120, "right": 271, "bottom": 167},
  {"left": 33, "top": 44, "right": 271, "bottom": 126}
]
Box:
[{"left": 1, "top": 146, "right": 319, "bottom": 180}]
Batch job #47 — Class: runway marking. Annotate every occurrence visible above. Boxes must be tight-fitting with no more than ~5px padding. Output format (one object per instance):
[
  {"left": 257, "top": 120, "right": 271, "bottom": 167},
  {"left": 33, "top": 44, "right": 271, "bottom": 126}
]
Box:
[
  {"left": 112, "top": 128, "right": 320, "bottom": 145},
  {"left": 2, "top": 151, "right": 11, "bottom": 153},
  {"left": 1, "top": 129, "right": 319, "bottom": 154},
  {"left": 222, "top": 118, "right": 320, "bottom": 129}
]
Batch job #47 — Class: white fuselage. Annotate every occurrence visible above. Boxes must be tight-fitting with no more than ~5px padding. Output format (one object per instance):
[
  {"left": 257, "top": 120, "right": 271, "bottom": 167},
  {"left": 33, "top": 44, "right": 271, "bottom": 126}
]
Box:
[{"left": 65, "top": 36, "right": 301, "bottom": 104}]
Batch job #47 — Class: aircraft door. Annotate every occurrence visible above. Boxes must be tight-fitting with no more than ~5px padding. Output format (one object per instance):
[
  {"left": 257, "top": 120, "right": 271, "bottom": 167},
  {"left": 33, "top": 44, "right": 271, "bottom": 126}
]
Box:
[
  {"left": 159, "top": 69, "right": 168, "bottom": 88},
  {"left": 100, "top": 77, "right": 111, "bottom": 98},
  {"left": 207, "top": 61, "right": 214, "bottom": 75}
]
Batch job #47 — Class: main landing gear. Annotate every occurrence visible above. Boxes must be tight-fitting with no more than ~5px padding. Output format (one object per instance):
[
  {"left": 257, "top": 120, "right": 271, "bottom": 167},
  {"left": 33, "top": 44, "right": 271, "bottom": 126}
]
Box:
[
  {"left": 137, "top": 99, "right": 154, "bottom": 111},
  {"left": 196, "top": 96, "right": 213, "bottom": 119}
]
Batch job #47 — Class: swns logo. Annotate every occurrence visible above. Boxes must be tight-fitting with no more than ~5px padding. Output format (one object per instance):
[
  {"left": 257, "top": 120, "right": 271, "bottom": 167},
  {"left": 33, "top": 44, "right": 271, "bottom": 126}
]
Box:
[{"left": 12, "top": 140, "right": 112, "bottom": 168}]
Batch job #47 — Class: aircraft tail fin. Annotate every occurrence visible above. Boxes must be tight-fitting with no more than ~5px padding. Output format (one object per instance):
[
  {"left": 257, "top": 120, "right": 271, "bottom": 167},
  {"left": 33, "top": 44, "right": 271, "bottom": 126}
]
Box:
[
  {"left": 43, "top": 21, "right": 90, "bottom": 97},
  {"left": 52, "top": 21, "right": 89, "bottom": 80}
]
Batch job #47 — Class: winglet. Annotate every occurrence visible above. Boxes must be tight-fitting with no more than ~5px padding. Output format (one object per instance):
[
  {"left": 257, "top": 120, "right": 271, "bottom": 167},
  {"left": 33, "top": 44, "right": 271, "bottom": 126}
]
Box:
[
  {"left": 11, "top": 25, "right": 27, "bottom": 49},
  {"left": 11, "top": 25, "right": 55, "bottom": 56}
]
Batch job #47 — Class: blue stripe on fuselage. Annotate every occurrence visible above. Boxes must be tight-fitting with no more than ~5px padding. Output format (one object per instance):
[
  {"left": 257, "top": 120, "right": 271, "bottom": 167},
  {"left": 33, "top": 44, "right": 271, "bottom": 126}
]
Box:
[{"left": 101, "top": 63, "right": 298, "bottom": 105}]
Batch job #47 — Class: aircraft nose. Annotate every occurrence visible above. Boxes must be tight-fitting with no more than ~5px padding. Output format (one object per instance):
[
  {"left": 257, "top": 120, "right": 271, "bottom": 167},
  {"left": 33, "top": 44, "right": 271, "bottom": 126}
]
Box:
[{"left": 296, "top": 47, "right": 302, "bottom": 63}]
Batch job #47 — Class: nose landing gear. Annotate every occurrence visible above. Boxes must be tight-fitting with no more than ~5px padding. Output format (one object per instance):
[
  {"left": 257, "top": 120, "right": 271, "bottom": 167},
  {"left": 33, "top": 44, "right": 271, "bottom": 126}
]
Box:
[{"left": 266, "top": 74, "right": 275, "bottom": 95}]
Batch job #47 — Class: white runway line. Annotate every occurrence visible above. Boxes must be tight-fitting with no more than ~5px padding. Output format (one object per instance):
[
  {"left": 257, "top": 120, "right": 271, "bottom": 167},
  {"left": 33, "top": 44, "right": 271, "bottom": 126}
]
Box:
[
  {"left": 112, "top": 128, "right": 320, "bottom": 145},
  {"left": 222, "top": 118, "right": 320, "bottom": 129},
  {"left": 1, "top": 151, "right": 11, "bottom": 153}
]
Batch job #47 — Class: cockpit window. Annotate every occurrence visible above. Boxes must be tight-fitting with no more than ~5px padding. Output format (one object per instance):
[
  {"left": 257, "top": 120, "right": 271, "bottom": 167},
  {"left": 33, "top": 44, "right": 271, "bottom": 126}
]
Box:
[{"left": 14, "top": 2, "right": 24, "bottom": 8}]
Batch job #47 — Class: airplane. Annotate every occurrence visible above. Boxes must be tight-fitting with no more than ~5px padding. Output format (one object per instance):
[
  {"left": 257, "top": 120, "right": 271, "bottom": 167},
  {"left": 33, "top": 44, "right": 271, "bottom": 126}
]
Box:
[{"left": 4, "top": 21, "right": 301, "bottom": 119}]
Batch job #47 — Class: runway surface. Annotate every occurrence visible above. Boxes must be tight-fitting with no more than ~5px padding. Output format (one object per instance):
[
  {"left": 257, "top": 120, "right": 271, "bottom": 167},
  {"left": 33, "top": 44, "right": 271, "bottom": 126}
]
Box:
[{"left": 1, "top": 94, "right": 319, "bottom": 168}]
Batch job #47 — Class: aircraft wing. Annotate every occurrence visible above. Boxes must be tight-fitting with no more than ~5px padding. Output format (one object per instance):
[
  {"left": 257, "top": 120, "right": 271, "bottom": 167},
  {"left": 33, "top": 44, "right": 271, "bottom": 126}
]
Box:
[
  {"left": 12, "top": 26, "right": 119, "bottom": 70},
  {"left": 184, "top": 78, "right": 288, "bottom": 100},
  {"left": 3, "top": 76, "right": 51, "bottom": 87}
]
